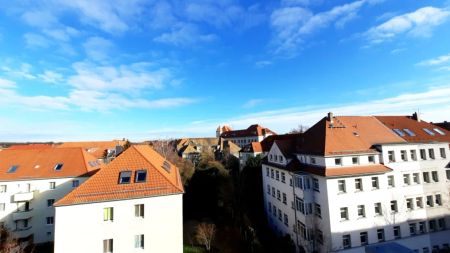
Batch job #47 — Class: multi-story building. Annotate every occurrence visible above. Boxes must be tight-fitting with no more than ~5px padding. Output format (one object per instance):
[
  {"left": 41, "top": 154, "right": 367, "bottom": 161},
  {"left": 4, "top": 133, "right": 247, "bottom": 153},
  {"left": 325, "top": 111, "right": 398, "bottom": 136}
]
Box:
[
  {"left": 57, "top": 140, "right": 126, "bottom": 162},
  {"left": 54, "top": 145, "right": 184, "bottom": 253},
  {"left": 220, "top": 124, "right": 276, "bottom": 148},
  {"left": 0, "top": 147, "right": 101, "bottom": 244},
  {"left": 262, "top": 113, "right": 450, "bottom": 253}
]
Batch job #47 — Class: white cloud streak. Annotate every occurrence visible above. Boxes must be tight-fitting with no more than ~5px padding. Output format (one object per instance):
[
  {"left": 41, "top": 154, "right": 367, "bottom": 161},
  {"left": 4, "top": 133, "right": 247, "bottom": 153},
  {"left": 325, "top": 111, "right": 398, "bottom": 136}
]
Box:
[{"left": 417, "top": 53, "right": 450, "bottom": 66}]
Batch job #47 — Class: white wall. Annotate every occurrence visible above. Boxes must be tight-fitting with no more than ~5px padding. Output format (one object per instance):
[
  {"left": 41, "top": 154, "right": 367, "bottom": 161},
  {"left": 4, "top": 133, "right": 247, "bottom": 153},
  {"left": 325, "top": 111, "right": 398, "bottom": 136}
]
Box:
[{"left": 54, "top": 194, "right": 183, "bottom": 253}]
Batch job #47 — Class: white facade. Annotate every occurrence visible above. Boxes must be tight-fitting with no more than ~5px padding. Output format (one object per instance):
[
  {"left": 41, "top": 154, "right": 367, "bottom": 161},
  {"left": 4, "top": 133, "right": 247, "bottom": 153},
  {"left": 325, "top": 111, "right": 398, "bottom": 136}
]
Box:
[
  {"left": 263, "top": 142, "right": 450, "bottom": 253},
  {"left": 54, "top": 194, "right": 183, "bottom": 253},
  {"left": 0, "top": 176, "right": 89, "bottom": 243}
]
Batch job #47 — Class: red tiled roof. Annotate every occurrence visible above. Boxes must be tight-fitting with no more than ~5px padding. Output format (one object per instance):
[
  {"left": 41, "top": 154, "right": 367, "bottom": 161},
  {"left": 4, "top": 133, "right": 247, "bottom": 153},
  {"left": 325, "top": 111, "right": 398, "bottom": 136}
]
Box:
[
  {"left": 221, "top": 124, "right": 276, "bottom": 138},
  {"left": 240, "top": 142, "right": 262, "bottom": 153},
  {"left": 376, "top": 116, "right": 450, "bottom": 143},
  {"left": 8, "top": 144, "right": 55, "bottom": 150},
  {"left": 0, "top": 148, "right": 101, "bottom": 181},
  {"left": 55, "top": 145, "right": 184, "bottom": 206},
  {"left": 260, "top": 133, "right": 302, "bottom": 152},
  {"left": 57, "top": 140, "right": 125, "bottom": 159}
]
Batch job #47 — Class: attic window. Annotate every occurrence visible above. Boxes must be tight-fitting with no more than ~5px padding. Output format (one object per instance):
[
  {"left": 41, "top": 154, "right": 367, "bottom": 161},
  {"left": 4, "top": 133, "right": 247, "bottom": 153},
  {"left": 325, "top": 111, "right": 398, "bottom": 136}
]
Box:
[
  {"left": 433, "top": 128, "right": 446, "bottom": 135},
  {"left": 118, "top": 171, "right": 132, "bottom": 184},
  {"left": 88, "top": 161, "right": 99, "bottom": 167},
  {"left": 135, "top": 170, "right": 147, "bottom": 183},
  {"left": 423, "top": 128, "right": 435, "bottom": 136},
  {"left": 162, "top": 161, "right": 171, "bottom": 173},
  {"left": 54, "top": 163, "right": 63, "bottom": 171},
  {"left": 7, "top": 165, "right": 19, "bottom": 173},
  {"left": 393, "top": 129, "right": 405, "bottom": 137},
  {"left": 403, "top": 128, "right": 415, "bottom": 136}
]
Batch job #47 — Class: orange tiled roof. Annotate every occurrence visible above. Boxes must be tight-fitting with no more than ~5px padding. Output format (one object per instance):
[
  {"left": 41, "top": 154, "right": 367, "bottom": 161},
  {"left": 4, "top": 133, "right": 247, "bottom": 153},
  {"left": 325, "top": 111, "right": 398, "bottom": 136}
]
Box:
[
  {"left": 8, "top": 143, "right": 55, "bottom": 150},
  {"left": 55, "top": 145, "right": 184, "bottom": 206},
  {"left": 221, "top": 124, "right": 276, "bottom": 138},
  {"left": 57, "top": 140, "right": 125, "bottom": 159},
  {"left": 0, "top": 148, "right": 101, "bottom": 181},
  {"left": 240, "top": 142, "right": 262, "bottom": 153},
  {"left": 376, "top": 116, "right": 450, "bottom": 143}
]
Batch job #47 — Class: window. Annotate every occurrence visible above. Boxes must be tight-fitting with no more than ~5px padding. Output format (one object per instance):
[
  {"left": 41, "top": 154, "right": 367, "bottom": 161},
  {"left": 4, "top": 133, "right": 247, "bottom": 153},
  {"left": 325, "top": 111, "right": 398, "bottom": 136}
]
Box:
[
  {"left": 434, "top": 128, "right": 446, "bottom": 135},
  {"left": 447, "top": 170, "right": 450, "bottom": 180},
  {"left": 390, "top": 200, "right": 398, "bottom": 213},
  {"left": 352, "top": 157, "right": 359, "bottom": 164},
  {"left": 49, "top": 182, "right": 56, "bottom": 189},
  {"left": 404, "top": 128, "right": 416, "bottom": 136},
  {"left": 399, "top": 150, "right": 407, "bottom": 161},
  {"left": 315, "top": 203, "right": 321, "bottom": 218},
  {"left": 388, "top": 175, "right": 395, "bottom": 187},
  {"left": 393, "top": 226, "right": 401, "bottom": 239},
  {"left": 282, "top": 193, "right": 287, "bottom": 204},
  {"left": 357, "top": 205, "right": 365, "bottom": 218},
  {"left": 47, "top": 199, "right": 55, "bottom": 207},
  {"left": 441, "top": 148, "right": 447, "bottom": 158},
  {"left": 118, "top": 171, "right": 132, "bottom": 184},
  {"left": 342, "top": 234, "right": 351, "bottom": 249},
  {"left": 371, "top": 177, "right": 379, "bottom": 189},
  {"left": 340, "top": 207, "right": 348, "bottom": 220},
  {"left": 423, "top": 248, "right": 430, "bottom": 253},
  {"left": 7, "top": 165, "right": 19, "bottom": 173},
  {"left": 317, "top": 230, "right": 324, "bottom": 245},
  {"left": 135, "top": 204, "right": 144, "bottom": 218},
  {"left": 0, "top": 185, "right": 6, "bottom": 193},
  {"left": 377, "top": 229, "right": 385, "bottom": 242},
  {"left": 413, "top": 173, "right": 420, "bottom": 184},
  {"left": 388, "top": 151, "right": 395, "bottom": 162},
  {"left": 276, "top": 171, "right": 279, "bottom": 181},
  {"left": 338, "top": 180, "right": 346, "bottom": 193},
  {"left": 295, "top": 197, "right": 304, "bottom": 214},
  {"left": 46, "top": 216, "right": 54, "bottom": 225},
  {"left": 280, "top": 156, "right": 284, "bottom": 162},
  {"left": 431, "top": 171, "right": 439, "bottom": 182},
  {"left": 281, "top": 172, "right": 285, "bottom": 183},
  {"left": 278, "top": 208, "right": 282, "bottom": 221},
  {"left": 72, "top": 180, "right": 79, "bottom": 187},
  {"left": 438, "top": 218, "right": 446, "bottom": 230},
  {"left": 272, "top": 206, "right": 276, "bottom": 216},
  {"left": 410, "top": 150, "right": 417, "bottom": 161},
  {"left": 271, "top": 187, "right": 275, "bottom": 197},
  {"left": 269, "top": 155, "right": 272, "bottom": 161},
  {"left": 423, "top": 128, "right": 435, "bottom": 136},
  {"left": 298, "top": 221, "right": 306, "bottom": 239},
  {"left": 419, "top": 221, "right": 426, "bottom": 234},
  {"left": 54, "top": 163, "right": 63, "bottom": 171},
  {"left": 420, "top": 149, "right": 426, "bottom": 160},
  {"left": 313, "top": 178, "right": 319, "bottom": 192},
  {"left": 277, "top": 190, "right": 281, "bottom": 200},
  {"left": 393, "top": 129, "right": 405, "bottom": 136},
  {"left": 426, "top": 195, "right": 434, "bottom": 207},
  {"left": 283, "top": 214, "right": 288, "bottom": 226},
  {"left": 360, "top": 232, "right": 368, "bottom": 246},
  {"left": 406, "top": 198, "right": 413, "bottom": 210},
  {"left": 416, "top": 197, "right": 423, "bottom": 208},
  {"left": 103, "top": 207, "right": 114, "bottom": 221},
  {"left": 310, "top": 157, "right": 316, "bottom": 164},
  {"left": 0, "top": 203, "right": 5, "bottom": 211},
  {"left": 429, "top": 149, "right": 435, "bottom": 159},
  {"left": 403, "top": 174, "right": 410, "bottom": 185},
  {"left": 409, "top": 223, "right": 416, "bottom": 235},
  {"left": 355, "top": 178, "right": 362, "bottom": 191},
  {"left": 368, "top": 155, "right": 375, "bottom": 163},
  {"left": 335, "top": 158, "right": 342, "bottom": 165},
  {"left": 266, "top": 167, "right": 269, "bottom": 176},
  {"left": 268, "top": 202, "right": 272, "bottom": 213},
  {"left": 374, "top": 203, "right": 382, "bottom": 216},
  {"left": 423, "top": 172, "right": 430, "bottom": 183},
  {"left": 271, "top": 169, "right": 274, "bottom": 178},
  {"left": 435, "top": 194, "right": 442, "bottom": 206},
  {"left": 429, "top": 220, "right": 437, "bottom": 232},
  {"left": 135, "top": 170, "right": 147, "bottom": 183},
  {"left": 135, "top": 234, "right": 144, "bottom": 249},
  {"left": 267, "top": 184, "right": 270, "bottom": 194},
  {"left": 103, "top": 239, "right": 113, "bottom": 253}
]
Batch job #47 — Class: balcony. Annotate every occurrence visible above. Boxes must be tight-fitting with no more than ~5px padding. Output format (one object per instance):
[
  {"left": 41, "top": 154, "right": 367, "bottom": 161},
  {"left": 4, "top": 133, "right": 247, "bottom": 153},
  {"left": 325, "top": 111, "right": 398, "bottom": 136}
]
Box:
[
  {"left": 12, "top": 209, "right": 33, "bottom": 221},
  {"left": 13, "top": 226, "right": 33, "bottom": 238},
  {"left": 12, "top": 191, "right": 35, "bottom": 202}
]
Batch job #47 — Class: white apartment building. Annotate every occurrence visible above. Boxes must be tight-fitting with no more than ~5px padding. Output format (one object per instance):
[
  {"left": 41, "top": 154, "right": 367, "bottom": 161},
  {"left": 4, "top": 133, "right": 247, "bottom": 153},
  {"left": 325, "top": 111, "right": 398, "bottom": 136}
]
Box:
[
  {"left": 220, "top": 124, "right": 276, "bottom": 148},
  {"left": 262, "top": 113, "right": 450, "bottom": 253},
  {"left": 54, "top": 145, "right": 184, "bottom": 253},
  {"left": 0, "top": 147, "right": 101, "bottom": 244}
]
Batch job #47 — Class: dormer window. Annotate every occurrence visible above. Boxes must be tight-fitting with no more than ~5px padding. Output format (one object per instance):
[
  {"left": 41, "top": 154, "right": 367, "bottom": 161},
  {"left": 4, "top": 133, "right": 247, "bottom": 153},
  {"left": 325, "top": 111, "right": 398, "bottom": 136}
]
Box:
[
  {"left": 269, "top": 155, "right": 273, "bottom": 161},
  {"left": 279, "top": 156, "right": 283, "bottom": 162},
  {"left": 119, "top": 171, "right": 132, "bottom": 184},
  {"left": 54, "top": 163, "right": 63, "bottom": 171},
  {"left": 403, "top": 129, "right": 415, "bottom": 136},
  {"left": 135, "top": 170, "right": 147, "bottom": 183},
  {"left": 393, "top": 129, "right": 405, "bottom": 137},
  {"left": 7, "top": 165, "right": 19, "bottom": 173},
  {"left": 162, "top": 161, "right": 171, "bottom": 173},
  {"left": 423, "top": 128, "right": 435, "bottom": 136}
]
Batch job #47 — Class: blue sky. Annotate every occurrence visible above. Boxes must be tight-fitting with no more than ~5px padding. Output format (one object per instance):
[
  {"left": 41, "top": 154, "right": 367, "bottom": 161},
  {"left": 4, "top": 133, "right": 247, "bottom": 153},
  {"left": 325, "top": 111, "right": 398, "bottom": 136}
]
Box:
[{"left": 1, "top": 0, "right": 450, "bottom": 141}]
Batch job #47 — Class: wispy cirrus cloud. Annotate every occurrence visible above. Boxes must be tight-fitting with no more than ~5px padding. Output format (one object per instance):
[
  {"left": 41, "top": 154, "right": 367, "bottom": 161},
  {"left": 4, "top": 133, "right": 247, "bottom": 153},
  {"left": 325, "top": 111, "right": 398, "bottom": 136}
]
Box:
[
  {"left": 416, "top": 53, "right": 450, "bottom": 66},
  {"left": 38, "top": 70, "right": 65, "bottom": 84},
  {"left": 365, "top": 6, "right": 450, "bottom": 44},
  {"left": 243, "top": 98, "right": 265, "bottom": 108},
  {"left": 154, "top": 23, "right": 217, "bottom": 46}
]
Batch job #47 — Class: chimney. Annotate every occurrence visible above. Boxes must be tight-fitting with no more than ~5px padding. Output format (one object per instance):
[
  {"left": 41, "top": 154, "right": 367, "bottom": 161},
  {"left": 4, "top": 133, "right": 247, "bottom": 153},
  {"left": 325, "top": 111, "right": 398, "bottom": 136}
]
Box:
[
  {"left": 327, "top": 112, "right": 334, "bottom": 123},
  {"left": 412, "top": 112, "right": 420, "bottom": 122}
]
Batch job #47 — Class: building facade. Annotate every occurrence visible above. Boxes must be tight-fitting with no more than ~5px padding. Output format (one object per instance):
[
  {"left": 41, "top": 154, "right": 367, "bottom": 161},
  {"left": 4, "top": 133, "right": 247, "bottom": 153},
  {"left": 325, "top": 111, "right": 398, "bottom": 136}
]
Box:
[{"left": 262, "top": 113, "right": 450, "bottom": 253}]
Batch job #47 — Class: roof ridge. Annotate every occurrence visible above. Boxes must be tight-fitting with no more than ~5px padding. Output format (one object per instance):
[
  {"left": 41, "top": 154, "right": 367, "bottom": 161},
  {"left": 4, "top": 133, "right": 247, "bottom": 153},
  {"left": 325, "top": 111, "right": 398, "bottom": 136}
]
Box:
[{"left": 131, "top": 146, "right": 183, "bottom": 192}]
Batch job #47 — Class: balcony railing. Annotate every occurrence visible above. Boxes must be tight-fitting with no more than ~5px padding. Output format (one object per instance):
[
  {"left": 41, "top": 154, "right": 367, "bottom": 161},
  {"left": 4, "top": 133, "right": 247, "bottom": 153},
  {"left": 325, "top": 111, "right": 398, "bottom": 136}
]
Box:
[
  {"left": 12, "top": 209, "right": 33, "bottom": 221},
  {"left": 13, "top": 226, "right": 33, "bottom": 238},
  {"left": 12, "top": 191, "right": 35, "bottom": 202}
]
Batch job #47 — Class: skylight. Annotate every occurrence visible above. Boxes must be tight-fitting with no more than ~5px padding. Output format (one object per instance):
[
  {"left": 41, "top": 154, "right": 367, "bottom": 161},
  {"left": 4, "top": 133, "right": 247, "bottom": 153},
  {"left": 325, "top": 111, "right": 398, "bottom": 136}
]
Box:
[
  {"left": 7, "top": 165, "right": 19, "bottom": 173},
  {"left": 433, "top": 128, "right": 446, "bottom": 135},
  {"left": 54, "top": 163, "right": 64, "bottom": 171},
  {"left": 135, "top": 170, "right": 147, "bottom": 183},
  {"left": 393, "top": 129, "right": 405, "bottom": 137},
  {"left": 403, "top": 128, "right": 415, "bottom": 136},
  {"left": 119, "top": 171, "right": 132, "bottom": 184},
  {"left": 423, "top": 128, "right": 435, "bottom": 136},
  {"left": 162, "top": 161, "right": 171, "bottom": 173}
]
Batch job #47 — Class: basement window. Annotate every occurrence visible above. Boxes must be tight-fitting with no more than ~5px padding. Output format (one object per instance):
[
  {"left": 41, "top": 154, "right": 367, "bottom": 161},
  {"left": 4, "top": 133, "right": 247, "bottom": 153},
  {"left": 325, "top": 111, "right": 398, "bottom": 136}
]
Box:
[
  {"left": 7, "top": 165, "right": 19, "bottom": 173},
  {"left": 135, "top": 170, "right": 147, "bottom": 183},
  {"left": 54, "top": 163, "right": 63, "bottom": 171},
  {"left": 118, "top": 171, "right": 132, "bottom": 184}
]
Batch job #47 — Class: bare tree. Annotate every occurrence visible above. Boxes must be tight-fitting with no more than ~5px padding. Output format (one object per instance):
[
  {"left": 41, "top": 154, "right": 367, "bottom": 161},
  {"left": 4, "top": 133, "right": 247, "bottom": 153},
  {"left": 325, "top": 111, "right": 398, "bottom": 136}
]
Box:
[
  {"left": 289, "top": 125, "right": 308, "bottom": 134},
  {"left": 195, "top": 222, "right": 216, "bottom": 251},
  {"left": 0, "top": 227, "right": 34, "bottom": 253}
]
